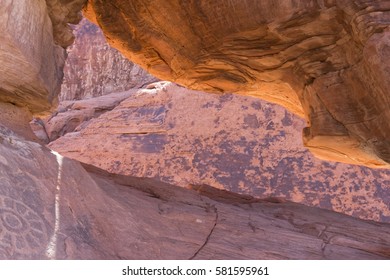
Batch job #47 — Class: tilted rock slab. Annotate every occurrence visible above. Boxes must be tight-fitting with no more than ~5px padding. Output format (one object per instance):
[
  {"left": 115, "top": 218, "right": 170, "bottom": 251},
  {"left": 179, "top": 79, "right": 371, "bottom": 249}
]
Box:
[
  {"left": 48, "top": 82, "right": 390, "bottom": 223},
  {"left": 85, "top": 0, "right": 390, "bottom": 168},
  {"left": 45, "top": 89, "right": 141, "bottom": 141},
  {"left": 1, "top": 124, "right": 390, "bottom": 259}
]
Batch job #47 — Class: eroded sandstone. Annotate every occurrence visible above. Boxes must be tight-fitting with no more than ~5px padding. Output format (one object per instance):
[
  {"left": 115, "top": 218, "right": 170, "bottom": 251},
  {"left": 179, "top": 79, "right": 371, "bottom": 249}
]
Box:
[
  {"left": 1, "top": 124, "right": 390, "bottom": 259},
  {"left": 0, "top": 0, "right": 64, "bottom": 113},
  {"left": 45, "top": 0, "right": 87, "bottom": 48},
  {"left": 84, "top": 0, "right": 390, "bottom": 168},
  {"left": 45, "top": 89, "right": 140, "bottom": 141},
  {"left": 48, "top": 82, "right": 390, "bottom": 223},
  {"left": 61, "top": 18, "right": 157, "bottom": 101},
  {"left": 1, "top": 0, "right": 390, "bottom": 260},
  {"left": 0, "top": 0, "right": 87, "bottom": 114}
]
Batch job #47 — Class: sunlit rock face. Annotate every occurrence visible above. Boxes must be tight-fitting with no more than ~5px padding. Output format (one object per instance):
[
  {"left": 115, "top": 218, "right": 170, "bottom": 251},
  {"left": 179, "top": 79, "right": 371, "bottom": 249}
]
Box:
[
  {"left": 60, "top": 19, "right": 157, "bottom": 101},
  {"left": 48, "top": 82, "right": 390, "bottom": 223},
  {"left": 85, "top": 0, "right": 390, "bottom": 168}
]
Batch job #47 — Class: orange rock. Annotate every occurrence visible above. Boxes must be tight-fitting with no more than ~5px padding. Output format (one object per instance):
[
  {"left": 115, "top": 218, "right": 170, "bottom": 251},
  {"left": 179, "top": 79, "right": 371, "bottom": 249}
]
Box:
[
  {"left": 85, "top": 0, "right": 390, "bottom": 167},
  {"left": 3, "top": 0, "right": 390, "bottom": 260},
  {"left": 48, "top": 82, "right": 390, "bottom": 223}
]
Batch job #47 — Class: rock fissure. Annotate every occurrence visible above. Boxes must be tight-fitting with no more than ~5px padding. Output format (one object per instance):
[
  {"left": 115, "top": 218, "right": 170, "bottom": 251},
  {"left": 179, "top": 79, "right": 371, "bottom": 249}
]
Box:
[{"left": 189, "top": 204, "right": 218, "bottom": 260}]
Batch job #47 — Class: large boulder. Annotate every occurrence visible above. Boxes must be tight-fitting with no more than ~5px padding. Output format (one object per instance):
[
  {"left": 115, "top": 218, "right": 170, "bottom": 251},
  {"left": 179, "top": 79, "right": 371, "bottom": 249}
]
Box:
[
  {"left": 84, "top": 0, "right": 390, "bottom": 168},
  {"left": 48, "top": 82, "right": 390, "bottom": 223}
]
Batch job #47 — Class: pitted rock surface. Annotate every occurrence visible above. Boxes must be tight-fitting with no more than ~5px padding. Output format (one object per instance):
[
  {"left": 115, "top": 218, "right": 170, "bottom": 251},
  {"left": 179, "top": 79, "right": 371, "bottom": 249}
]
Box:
[
  {"left": 3, "top": 124, "right": 390, "bottom": 259},
  {"left": 48, "top": 82, "right": 390, "bottom": 223}
]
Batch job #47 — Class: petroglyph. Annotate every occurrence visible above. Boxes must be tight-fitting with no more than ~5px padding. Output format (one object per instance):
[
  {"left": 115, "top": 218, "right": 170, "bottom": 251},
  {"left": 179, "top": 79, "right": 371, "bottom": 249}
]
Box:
[{"left": 0, "top": 195, "right": 48, "bottom": 258}]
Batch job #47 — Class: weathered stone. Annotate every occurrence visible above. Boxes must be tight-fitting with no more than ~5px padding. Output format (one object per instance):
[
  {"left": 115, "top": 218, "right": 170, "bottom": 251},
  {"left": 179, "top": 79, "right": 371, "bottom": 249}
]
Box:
[
  {"left": 0, "top": 103, "right": 38, "bottom": 142},
  {"left": 45, "top": 89, "right": 140, "bottom": 141},
  {"left": 29, "top": 118, "right": 50, "bottom": 144},
  {"left": 60, "top": 18, "right": 157, "bottom": 101},
  {"left": 0, "top": 0, "right": 66, "bottom": 113},
  {"left": 48, "top": 82, "right": 390, "bottom": 223},
  {"left": 84, "top": 0, "right": 390, "bottom": 168},
  {"left": 45, "top": 0, "right": 88, "bottom": 47},
  {"left": 2, "top": 0, "right": 390, "bottom": 260},
  {"left": 1, "top": 124, "right": 390, "bottom": 259}
]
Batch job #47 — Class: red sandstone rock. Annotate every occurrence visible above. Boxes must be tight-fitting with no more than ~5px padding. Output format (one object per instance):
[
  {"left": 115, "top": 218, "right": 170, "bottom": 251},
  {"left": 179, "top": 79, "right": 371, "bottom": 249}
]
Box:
[
  {"left": 45, "top": 0, "right": 87, "bottom": 47},
  {"left": 1, "top": 124, "right": 390, "bottom": 259},
  {"left": 0, "top": 0, "right": 66, "bottom": 113},
  {"left": 84, "top": 0, "right": 390, "bottom": 168},
  {"left": 48, "top": 82, "right": 390, "bottom": 223},
  {"left": 2, "top": 0, "right": 390, "bottom": 260},
  {"left": 44, "top": 89, "right": 140, "bottom": 141},
  {"left": 61, "top": 19, "right": 157, "bottom": 101}
]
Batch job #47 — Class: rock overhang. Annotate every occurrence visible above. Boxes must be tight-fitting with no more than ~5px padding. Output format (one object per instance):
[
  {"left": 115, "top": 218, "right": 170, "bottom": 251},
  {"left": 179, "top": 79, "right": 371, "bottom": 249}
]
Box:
[{"left": 83, "top": 0, "right": 390, "bottom": 168}]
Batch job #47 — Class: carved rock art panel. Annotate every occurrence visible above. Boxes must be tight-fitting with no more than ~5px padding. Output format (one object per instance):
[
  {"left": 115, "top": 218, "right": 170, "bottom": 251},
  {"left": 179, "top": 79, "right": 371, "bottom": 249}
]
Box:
[{"left": 0, "top": 195, "right": 48, "bottom": 258}]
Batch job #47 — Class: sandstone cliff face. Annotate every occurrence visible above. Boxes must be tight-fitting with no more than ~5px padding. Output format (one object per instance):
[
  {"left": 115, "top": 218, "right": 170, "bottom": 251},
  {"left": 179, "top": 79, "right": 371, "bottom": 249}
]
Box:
[
  {"left": 0, "top": 0, "right": 87, "bottom": 114},
  {"left": 85, "top": 0, "right": 390, "bottom": 168},
  {"left": 0, "top": 0, "right": 65, "bottom": 113},
  {"left": 48, "top": 82, "right": 390, "bottom": 223},
  {"left": 60, "top": 19, "right": 157, "bottom": 101},
  {"left": 45, "top": 0, "right": 87, "bottom": 48}
]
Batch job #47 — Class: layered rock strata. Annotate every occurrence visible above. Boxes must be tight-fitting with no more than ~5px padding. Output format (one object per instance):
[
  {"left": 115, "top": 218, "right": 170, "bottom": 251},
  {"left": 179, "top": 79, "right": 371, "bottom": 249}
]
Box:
[
  {"left": 60, "top": 18, "right": 157, "bottom": 101},
  {"left": 0, "top": 0, "right": 62, "bottom": 113},
  {"left": 84, "top": 0, "right": 390, "bottom": 168},
  {"left": 45, "top": 89, "right": 140, "bottom": 141},
  {"left": 0, "top": 0, "right": 87, "bottom": 114},
  {"left": 48, "top": 82, "right": 390, "bottom": 223}
]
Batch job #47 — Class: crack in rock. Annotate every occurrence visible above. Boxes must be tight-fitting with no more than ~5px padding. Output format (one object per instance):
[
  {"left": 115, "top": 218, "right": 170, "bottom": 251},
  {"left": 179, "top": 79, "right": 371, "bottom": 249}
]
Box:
[{"left": 189, "top": 205, "right": 218, "bottom": 260}]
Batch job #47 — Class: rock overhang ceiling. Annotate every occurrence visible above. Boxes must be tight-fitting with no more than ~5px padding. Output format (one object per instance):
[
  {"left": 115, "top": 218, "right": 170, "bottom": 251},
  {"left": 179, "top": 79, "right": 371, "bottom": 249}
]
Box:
[{"left": 83, "top": 0, "right": 390, "bottom": 168}]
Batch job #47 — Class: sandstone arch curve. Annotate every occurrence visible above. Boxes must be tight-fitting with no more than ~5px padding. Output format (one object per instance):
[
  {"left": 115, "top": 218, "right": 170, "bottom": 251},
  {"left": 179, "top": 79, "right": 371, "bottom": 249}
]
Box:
[{"left": 84, "top": 0, "right": 390, "bottom": 168}]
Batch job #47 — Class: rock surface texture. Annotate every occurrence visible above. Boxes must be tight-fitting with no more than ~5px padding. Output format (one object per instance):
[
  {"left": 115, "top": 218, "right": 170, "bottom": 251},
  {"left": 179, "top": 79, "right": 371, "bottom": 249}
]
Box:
[
  {"left": 46, "top": 89, "right": 140, "bottom": 141},
  {"left": 1, "top": 124, "right": 390, "bottom": 259},
  {"left": 48, "top": 82, "right": 390, "bottom": 223},
  {"left": 85, "top": 0, "right": 390, "bottom": 168},
  {"left": 0, "top": 0, "right": 87, "bottom": 114},
  {"left": 2, "top": 0, "right": 390, "bottom": 260},
  {"left": 60, "top": 19, "right": 157, "bottom": 101},
  {"left": 0, "top": 0, "right": 63, "bottom": 113}
]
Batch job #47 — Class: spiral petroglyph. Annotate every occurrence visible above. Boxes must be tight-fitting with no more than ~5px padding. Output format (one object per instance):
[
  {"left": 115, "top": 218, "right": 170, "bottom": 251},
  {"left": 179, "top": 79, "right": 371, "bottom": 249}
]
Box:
[{"left": 0, "top": 195, "right": 48, "bottom": 258}]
